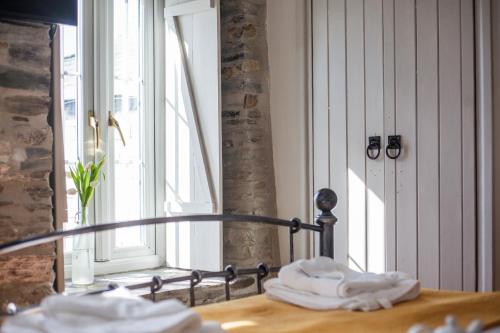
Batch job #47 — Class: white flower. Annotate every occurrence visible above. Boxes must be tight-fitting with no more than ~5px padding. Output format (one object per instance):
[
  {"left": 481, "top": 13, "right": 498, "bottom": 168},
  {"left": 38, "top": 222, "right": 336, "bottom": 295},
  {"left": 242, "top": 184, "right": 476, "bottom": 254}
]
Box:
[
  {"left": 84, "top": 162, "right": 92, "bottom": 171},
  {"left": 90, "top": 180, "right": 100, "bottom": 188},
  {"left": 67, "top": 188, "right": 78, "bottom": 195}
]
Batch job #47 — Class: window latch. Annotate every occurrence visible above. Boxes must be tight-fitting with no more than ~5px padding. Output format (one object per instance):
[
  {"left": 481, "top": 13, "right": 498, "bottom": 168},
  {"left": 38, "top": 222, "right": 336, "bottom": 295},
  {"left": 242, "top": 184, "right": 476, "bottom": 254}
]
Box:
[
  {"left": 88, "top": 110, "right": 99, "bottom": 148},
  {"left": 108, "top": 111, "right": 126, "bottom": 146}
]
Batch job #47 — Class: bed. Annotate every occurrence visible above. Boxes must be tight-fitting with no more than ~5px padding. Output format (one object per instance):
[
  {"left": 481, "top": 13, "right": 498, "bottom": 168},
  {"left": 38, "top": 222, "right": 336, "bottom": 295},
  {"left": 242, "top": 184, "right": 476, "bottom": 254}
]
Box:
[
  {"left": 195, "top": 290, "right": 500, "bottom": 333},
  {"left": 1, "top": 188, "right": 500, "bottom": 333}
]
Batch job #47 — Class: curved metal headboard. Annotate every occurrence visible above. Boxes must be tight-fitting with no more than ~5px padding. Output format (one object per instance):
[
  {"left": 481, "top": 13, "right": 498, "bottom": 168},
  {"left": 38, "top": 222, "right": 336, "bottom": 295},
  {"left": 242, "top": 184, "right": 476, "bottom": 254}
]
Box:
[{"left": 0, "top": 188, "right": 338, "bottom": 311}]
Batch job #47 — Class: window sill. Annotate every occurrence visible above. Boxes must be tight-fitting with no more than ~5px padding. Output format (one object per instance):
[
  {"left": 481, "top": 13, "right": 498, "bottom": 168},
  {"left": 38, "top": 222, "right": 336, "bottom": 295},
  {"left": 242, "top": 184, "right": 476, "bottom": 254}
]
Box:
[
  {"left": 64, "top": 255, "right": 161, "bottom": 278},
  {"left": 64, "top": 266, "right": 258, "bottom": 306}
]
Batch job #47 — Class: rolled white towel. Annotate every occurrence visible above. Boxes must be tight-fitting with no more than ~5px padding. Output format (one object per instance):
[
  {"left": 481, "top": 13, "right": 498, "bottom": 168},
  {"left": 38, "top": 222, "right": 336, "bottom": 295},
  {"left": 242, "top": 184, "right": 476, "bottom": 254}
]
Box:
[
  {"left": 279, "top": 256, "right": 408, "bottom": 298},
  {"left": 1, "top": 288, "right": 225, "bottom": 333}
]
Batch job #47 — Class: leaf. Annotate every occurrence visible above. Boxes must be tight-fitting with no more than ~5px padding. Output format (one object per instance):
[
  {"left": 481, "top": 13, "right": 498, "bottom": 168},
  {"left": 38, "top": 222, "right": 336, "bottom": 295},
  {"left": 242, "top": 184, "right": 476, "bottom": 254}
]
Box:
[
  {"left": 69, "top": 166, "right": 80, "bottom": 194},
  {"left": 83, "top": 187, "right": 94, "bottom": 207},
  {"left": 95, "top": 158, "right": 105, "bottom": 179},
  {"left": 83, "top": 168, "right": 91, "bottom": 192},
  {"left": 77, "top": 160, "right": 84, "bottom": 176}
]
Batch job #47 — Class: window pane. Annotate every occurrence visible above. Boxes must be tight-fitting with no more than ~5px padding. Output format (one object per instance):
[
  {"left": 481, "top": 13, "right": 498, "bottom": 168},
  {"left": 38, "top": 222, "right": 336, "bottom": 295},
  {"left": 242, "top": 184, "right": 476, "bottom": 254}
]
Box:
[
  {"left": 63, "top": 25, "right": 78, "bottom": 74},
  {"left": 112, "top": 0, "right": 146, "bottom": 248},
  {"left": 61, "top": 23, "right": 81, "bottom": 254}
]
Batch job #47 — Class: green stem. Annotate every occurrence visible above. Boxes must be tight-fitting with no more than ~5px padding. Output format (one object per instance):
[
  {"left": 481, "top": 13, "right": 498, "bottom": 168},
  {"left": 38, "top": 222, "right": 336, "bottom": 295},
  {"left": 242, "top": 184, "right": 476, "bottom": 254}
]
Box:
[{"left": 81, "top": 206, "right": 88, "bottom": 226}]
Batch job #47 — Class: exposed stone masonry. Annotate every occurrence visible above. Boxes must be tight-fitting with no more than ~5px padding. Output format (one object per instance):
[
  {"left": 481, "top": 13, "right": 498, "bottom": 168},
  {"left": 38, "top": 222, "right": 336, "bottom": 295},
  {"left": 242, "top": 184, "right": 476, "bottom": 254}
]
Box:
[
  {"left": 0, "top": 21, "right": 54, "bottom": 309},
  {"left": 221, "top": 0, "right": 280, "bottom": 267}
]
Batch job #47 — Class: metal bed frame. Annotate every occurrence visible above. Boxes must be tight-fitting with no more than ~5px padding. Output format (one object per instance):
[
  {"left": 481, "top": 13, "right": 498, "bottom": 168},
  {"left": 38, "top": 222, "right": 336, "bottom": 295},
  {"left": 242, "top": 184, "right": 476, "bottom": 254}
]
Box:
[{"left": 0, "top": 188, "right": 338, "bottom": 314}]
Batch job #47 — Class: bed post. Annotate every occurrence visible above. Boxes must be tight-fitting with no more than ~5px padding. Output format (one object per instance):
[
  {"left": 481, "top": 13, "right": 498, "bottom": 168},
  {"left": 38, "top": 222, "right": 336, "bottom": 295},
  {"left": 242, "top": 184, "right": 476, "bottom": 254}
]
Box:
[{"left": 314, "top": 188, "right": 338, "bottom": 259}]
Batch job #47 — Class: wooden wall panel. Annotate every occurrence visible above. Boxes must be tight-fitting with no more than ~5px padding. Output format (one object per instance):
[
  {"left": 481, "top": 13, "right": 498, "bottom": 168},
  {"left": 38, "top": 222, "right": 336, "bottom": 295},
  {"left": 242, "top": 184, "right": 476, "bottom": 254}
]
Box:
[
  {"left": 416, "top": 0, "right": 440, "bottom": 288},
  {"left": 394, "top": 0, "right": 417, "bottom": 278},
  {"left": 312, "top": 0, "right": 329, "bottom": 255},
  {"left": 312, "top": 0, "right": 329, "bottom": 194},
  {"left": 382, "top": 0, "right": 397, "bottom": 272},
  {"left": 346, "top": 0, "right": 367, "bottom": 271},
  {"left": 460, "top": 0, "right": 476, "bottom": 292},
  {"left": 365, "top": 0, "right": 385, "bottom": 273},
  {"left": 493, "top": 0, "right": 500, "bottom": 292},
  {"left": 328, "top": 0, "right": 349, "bottom": 265},
  {"left": 438, "top": 0, "right": 463, "bottom": 290},
  {"left": 311, "top": 0, "right": 476, "bottom": 289}
]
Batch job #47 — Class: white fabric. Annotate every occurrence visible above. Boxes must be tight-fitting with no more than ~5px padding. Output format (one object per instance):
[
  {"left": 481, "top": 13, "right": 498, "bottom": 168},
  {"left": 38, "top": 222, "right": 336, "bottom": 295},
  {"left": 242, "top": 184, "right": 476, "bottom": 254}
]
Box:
[
  {"left": 1, "top": 288, "right": 224, "bottom": 333},
  {"left": 265, "top": 257, "right": 420, "bottom": 311}
]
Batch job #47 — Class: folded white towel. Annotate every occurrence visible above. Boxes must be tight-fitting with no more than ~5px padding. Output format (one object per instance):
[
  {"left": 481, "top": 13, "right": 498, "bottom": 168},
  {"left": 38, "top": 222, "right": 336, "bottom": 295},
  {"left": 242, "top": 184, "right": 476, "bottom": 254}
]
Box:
[
  {"left": 281, "top": 256, "right": 406, "bottom": 298},
  {"left": 265, "top": 257, "right": 420, "bottom": 311},
  {"left": 1, "top": 288, "right": 225, "bottom": 333}
]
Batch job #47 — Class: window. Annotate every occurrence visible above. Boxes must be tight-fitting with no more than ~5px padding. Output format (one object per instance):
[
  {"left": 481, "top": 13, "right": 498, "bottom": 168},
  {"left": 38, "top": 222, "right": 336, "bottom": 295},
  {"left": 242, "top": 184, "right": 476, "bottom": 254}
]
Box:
[
  {"left": 62, "top": 0, "right": 159, "bottom": 276},
  {"left": 61, "top": 0, "right": 223, "bottom": 277}
]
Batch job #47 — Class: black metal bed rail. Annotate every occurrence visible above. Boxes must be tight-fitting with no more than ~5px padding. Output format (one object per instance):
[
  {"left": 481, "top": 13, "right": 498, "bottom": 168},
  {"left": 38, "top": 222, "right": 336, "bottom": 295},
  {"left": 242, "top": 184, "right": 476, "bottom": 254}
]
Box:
[
  {"left": 0, "top": 214, "right": 322, "bottom": 256},
  {"left": 0, "top": 188, "right": 338, "bottom": 315}
]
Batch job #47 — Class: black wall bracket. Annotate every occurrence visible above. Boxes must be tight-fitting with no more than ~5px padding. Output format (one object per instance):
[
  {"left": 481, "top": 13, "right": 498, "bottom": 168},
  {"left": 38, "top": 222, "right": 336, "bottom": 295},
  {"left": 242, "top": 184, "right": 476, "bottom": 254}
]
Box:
[
  {"left": 366, "top": 136, "right": 382, "bottom": 160},
  {"left": 386, "top": 135, "right": 402, "bottom": 159}
]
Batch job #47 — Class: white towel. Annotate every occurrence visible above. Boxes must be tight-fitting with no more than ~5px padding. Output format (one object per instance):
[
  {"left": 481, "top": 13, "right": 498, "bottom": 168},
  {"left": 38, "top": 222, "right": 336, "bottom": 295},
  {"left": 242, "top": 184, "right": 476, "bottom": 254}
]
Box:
[
  {"left": 265, "top": 257, "right": 420, "bottom": 311},
  {"left": 281, "top": 256, "right": 407, "bottom": 298},
  {"left": 1, "top": 288, "right": 225, "bottom": 333}
]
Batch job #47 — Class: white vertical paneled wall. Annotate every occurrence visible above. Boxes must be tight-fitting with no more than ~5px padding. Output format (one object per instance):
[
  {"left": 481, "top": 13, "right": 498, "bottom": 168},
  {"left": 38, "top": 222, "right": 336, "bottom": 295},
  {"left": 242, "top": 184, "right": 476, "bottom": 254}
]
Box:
[
  {"left": 460, "top": 0, "right": 476, "bottom": 292},
  {"left": 311, "top": 0, "right": 476, "bottom": 290},
  {"left": 345, "top": 0, "right": 367, "bottom": 272},
  {"left": 394, "top": 0, "right": 418, "bottom": 279},
  {"left": 416, "top": 0, "right": 440, "bottom": 289},
  {"left": 382, "top": 0, "right": 397, "bottom": 273},
  {"left": 364, "top": 0, "right": 385, "bottom": 274},
  {"left": 438, "top": 0, "right": 463, "bottom": 290},
  {"left": 328, "top": 0, "right": 348, "bottom": 266}
]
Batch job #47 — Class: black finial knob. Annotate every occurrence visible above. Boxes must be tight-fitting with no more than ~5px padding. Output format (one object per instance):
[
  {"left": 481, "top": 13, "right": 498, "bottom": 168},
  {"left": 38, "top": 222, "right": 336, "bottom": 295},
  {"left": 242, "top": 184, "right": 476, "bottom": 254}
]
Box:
[{"left": 315, "top": 188, "right": 337, "bottom": 213}]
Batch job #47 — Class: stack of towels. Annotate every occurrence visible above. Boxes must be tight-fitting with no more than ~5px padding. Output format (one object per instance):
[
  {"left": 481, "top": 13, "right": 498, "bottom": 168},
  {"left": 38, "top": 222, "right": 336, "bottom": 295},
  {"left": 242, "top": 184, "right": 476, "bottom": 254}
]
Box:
[
  {"left": 2, "top": 288, "right": 224, "bottom": 333},
  {"left": 264, "top": 256, "right": 420, "bottom": 312}
]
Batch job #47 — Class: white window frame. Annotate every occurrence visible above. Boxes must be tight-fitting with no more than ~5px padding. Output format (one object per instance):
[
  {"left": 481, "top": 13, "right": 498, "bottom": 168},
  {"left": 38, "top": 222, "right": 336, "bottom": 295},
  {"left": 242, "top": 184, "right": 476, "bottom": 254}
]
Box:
[
  {"left": 64, "top": 0, "right": 166, "bottom": 277},
  {"left": 93, "top": 0, "right": 157, "bottom": 262}
]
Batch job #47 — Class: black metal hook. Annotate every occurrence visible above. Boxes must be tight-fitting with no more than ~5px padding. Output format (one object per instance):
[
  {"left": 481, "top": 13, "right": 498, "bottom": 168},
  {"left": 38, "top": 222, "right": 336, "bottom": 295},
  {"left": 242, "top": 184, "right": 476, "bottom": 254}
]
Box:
[
  {"left": 290, "top": 218, "right": 302, "bottom": 234},
  {"left": 189, "top": 270, "right": 202, "bottom": 306},
  {"left": 256, "top": 263, "right": 270, "bottom": 294},
  {"left": 289, "top": 218, "right": 301, "bottom": 262},
  {"left": 224, "top": 265, "right": 237, "bottom": 301},
  {"left": 150, "top": 275, "right": 164, "bottom": 302},
  {"left": 386, "top": 135, "right": 401, "bottom": 159},
  {"left": 366, "top": 136, "right": 381, "bottom": 160}
]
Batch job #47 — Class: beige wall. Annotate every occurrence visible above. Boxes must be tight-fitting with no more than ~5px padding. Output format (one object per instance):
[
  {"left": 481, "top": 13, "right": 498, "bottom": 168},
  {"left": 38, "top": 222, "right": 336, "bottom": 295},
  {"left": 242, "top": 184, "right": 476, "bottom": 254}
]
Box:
[
  {"left": 267, "top": 0, "right": 311, "bottom": 264},
  {"left": 492, "top": 0, "right": 500, "bottom": 291}
]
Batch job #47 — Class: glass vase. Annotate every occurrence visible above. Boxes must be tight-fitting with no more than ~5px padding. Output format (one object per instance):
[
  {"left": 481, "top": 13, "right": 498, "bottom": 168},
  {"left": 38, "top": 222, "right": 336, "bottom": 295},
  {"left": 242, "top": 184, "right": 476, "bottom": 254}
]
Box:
[{"left": 71, "top": 207, "right": 94, "bottom": 286}]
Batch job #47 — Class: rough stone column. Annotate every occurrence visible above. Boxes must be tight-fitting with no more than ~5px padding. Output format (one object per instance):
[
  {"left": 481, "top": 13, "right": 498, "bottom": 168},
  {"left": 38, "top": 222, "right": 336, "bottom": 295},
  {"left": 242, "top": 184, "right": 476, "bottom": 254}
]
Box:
[
  {"left": 221, "top": 0, "right": 280, "bottom": 267},
  {"left": 0, "top": 21, "right": 54, "bottom": 308}
]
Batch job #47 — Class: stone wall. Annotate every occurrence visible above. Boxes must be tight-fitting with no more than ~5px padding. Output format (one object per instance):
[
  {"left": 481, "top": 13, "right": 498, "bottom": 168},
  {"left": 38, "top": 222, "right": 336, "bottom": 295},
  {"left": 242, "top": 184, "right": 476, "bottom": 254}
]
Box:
[
  {"left": 0, "top": 21, "right": 54, "bottom": 308},
  {"left": 221, "top": 0, "right": 280, "bottom": 267}
]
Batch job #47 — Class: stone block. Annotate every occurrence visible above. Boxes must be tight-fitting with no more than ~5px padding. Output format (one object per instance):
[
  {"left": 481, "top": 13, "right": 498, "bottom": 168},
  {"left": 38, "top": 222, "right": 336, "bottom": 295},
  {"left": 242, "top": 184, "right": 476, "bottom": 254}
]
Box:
[
  {"left": 8, "top": 43, "right": 51, "bottom": 71},
  {"left": 1, "top": 95, "right": 51, "bottom": 116},
  {"left": 0, "top": 282, "right": 53, "bottom": 311},
  {"left": 0, "top": 65, "right": 50, "bottom": 92},
  {"left": 0, "top": 255, "right": 55, "bottom": 285}
]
